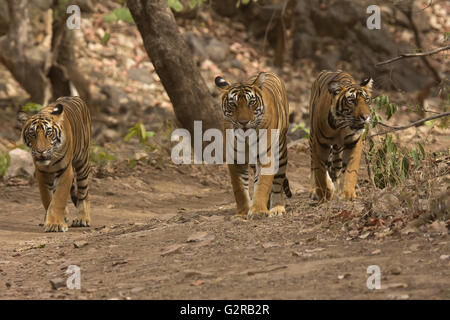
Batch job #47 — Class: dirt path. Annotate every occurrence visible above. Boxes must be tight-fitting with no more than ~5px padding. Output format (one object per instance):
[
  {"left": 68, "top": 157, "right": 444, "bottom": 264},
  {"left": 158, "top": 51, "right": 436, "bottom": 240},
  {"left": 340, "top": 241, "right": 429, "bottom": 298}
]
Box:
[{"left": 0, "top": 152, "right": 448, "bottom": 300}]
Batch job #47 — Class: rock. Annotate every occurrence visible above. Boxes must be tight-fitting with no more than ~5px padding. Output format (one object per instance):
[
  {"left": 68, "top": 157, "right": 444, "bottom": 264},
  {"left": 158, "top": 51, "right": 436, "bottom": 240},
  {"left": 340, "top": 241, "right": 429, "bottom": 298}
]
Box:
[
  {"left": 390, "top": 266, "right": 402, "bottom": 275},
  {"left": 73, "top": 240, "right": 88, "bottom": 249},
  {"left": 4, "top": 148, "right": 34, "bottom": 180},
  {"left": 205, "top": 38, "right": 229, "bottom": 63},
  {"left": 373, "top": 191, "right": 401, "bottom": 213},
  {"left": 187, "top": 232, "right": 210, "bottom": 243},
  {"left": 440, "top": 255, "right": 449, "bottom": 261},
  {"left": 50, "top": 278, "right": 66, "bottom": 290},
  {"left": 101, "top": 128, "right": 120, "bottom": 142},
  {"left": 127, "top": 68, "right": 154, "bottom": 84}
]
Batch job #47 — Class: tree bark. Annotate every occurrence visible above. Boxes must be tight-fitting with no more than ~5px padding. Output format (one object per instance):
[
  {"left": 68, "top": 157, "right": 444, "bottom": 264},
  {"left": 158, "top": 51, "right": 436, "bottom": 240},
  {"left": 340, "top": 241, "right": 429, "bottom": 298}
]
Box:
[
  {"left": 0, "top": 0, "right": 52, "bottom": 105},
  {"left": 126, "top": 0, "right": 222, "bottom": 138},
  {"left": 0, "top": 0, "right": 92, "bottom": 106}
]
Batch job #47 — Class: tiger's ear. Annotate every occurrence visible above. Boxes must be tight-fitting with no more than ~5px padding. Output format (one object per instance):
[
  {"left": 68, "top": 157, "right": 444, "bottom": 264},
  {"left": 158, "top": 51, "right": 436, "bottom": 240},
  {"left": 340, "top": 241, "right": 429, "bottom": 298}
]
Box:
[
  {"left": 252, "top": 72, "right": 266, "bottom": 89},
  {"left": 328, "top": 81, "right": 341, "bottom": 96},
  {"left": 17, "top": 112, "right": 29, "bottom": 125},
  {"left": 360, "top": 77, "right": 373, "bottom": 94},
  {"left": 215, "top": 76, "right": 230, "bottom": 90},
  {"left": 50, "top": 103, "right": 63, "bottom": 115}
]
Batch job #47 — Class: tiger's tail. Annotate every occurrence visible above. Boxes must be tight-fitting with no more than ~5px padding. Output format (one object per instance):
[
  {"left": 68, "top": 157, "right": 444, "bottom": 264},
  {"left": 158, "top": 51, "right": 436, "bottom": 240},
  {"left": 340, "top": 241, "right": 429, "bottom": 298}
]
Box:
[{"left": 283, "top": 177, "right": 292, "bottom": 198}]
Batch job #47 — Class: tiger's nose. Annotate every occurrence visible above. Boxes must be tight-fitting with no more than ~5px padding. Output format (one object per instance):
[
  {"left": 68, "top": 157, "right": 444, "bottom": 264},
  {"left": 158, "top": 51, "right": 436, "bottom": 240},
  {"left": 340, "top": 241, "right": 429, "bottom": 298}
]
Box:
[
  {"left": 360, "top": 115, "right": 370, "bottom": 123},
  {"left": 239, "top": 120, "right": 250, "bottom": 126}
]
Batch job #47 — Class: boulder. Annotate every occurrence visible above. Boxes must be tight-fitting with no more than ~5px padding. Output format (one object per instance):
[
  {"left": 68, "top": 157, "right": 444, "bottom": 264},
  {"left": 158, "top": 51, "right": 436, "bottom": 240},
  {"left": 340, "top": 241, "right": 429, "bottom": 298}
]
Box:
[{"left": 4, "top": 148, "right": 34, "bottom": 180}]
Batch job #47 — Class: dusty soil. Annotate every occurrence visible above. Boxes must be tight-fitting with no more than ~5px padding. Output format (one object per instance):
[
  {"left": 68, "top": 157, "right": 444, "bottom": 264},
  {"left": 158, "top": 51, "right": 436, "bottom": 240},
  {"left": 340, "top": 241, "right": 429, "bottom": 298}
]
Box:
[{"left": 0, "top": 148, "right": 448, "bottom": 300}]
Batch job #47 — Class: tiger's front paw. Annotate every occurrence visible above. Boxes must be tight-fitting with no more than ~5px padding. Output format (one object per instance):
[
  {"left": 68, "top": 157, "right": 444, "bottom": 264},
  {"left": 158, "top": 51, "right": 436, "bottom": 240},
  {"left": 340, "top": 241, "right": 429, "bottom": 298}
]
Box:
[
  {"left": 269, "top": 205, "right": 286, "bottom": 217},
  {"left": 341, "top": 189, "right": 356, "bottom": 200},
  {"left": 44, "top": 221, "right": 68, "bottom": 232},
  {"left": 247, "top": 206, "right": 269, "bottom": 220},
  {"left": 71, "top": 218, "right": 90, "bottom": 227}
]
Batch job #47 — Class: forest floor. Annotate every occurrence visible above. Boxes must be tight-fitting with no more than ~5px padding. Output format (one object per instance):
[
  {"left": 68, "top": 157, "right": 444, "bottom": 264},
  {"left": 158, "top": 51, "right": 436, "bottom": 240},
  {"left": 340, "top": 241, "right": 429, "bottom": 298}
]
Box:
[
  {"left": 0, "top": 144, "right": 448, "bottom": 300},
  {"left": 0, "top": 1, "right": 449, "bottom": 300}
]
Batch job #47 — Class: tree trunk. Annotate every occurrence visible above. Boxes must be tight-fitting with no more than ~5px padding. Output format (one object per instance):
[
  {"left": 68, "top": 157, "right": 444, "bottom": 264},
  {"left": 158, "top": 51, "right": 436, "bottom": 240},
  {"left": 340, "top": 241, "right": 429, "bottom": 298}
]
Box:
[
  {"left": 0, "top": 0, "right": 92, "bottom": 106},
  {"left": 0, "top": 0, "right": 52, "bottom": 105},
  {"left": 126, "top": 0, "right": 222, "bottom": 138}
]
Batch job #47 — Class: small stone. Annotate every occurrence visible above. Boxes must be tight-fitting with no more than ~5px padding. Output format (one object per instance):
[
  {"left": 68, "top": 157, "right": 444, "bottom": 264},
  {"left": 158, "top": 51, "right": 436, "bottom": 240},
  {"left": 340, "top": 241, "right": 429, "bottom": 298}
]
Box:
[
  {"left": 130, "top": 287, "right": 144, "bottom": 293},
  {"left": 50, "top": 278, "right": 66, "bottom": 290},
  {"left": 440, "top": 255, "right": 449, "bottom": 261},
  {"left": 73, "top": 241, "right": 88, "bottom": 248},
  {"left": 390, "top": 266, "right": 402, "bottom": 275},
  {"left": 187, "top": 232, "right": 210, "bottom": 243}
]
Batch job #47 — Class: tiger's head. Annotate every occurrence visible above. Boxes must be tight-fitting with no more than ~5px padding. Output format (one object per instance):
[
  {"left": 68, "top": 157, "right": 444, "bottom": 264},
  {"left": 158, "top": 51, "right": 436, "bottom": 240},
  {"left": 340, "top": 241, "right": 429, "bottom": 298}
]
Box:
[
  {"left": 18, "top": 103, "right": 65, "bottom": 166},
  {"left": 215, "top": 72, "right": 266, "bottom": 129},
  {"left": 328, "top": 77, "right": 373, "bottom": 131}
]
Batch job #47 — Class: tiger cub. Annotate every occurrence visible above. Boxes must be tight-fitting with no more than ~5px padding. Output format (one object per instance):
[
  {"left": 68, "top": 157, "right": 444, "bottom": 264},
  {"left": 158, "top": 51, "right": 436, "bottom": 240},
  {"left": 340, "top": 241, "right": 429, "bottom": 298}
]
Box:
[
  {"left": 215, "top": 72, "right": 292, "bottom": 219},
  {"left": 18, "top": 96, "right": 91, "bottom": 232},
  {"left": 309, "top": 70, "right": 372, "bottom": 202}
]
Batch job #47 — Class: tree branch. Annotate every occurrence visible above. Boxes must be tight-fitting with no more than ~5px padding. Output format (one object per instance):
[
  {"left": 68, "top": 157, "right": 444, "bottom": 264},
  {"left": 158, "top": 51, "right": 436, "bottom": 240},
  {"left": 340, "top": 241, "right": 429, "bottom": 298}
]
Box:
[
  {"left": 375, "top": 45, "right": 450, "bottom": 67},
  {"left": 370, "top": 111, "right": 450, "bottom": 137}
]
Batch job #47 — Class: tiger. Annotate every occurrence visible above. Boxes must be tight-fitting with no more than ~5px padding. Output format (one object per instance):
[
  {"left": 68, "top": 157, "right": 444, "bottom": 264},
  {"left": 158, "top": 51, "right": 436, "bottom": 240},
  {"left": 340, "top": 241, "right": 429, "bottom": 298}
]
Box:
[
  {"left": 18, "top": 96, "right": 91, "bottom": 232},
  {"left": 309, "top": 70, "right": 373, "bottom": 202},
  {"left": 215, "top": 72, "right": 292, "bottom": 220}
]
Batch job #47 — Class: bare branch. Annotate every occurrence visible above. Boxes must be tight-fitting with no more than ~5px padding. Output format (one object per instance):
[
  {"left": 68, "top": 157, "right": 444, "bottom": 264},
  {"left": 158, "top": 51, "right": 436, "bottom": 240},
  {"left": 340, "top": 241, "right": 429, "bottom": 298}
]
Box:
[
  {"left": 376, "top": 45, "right": 450, "bottom": 67},
  {"left": 370, "top": 111, "right": 450, "bottom": 137}
]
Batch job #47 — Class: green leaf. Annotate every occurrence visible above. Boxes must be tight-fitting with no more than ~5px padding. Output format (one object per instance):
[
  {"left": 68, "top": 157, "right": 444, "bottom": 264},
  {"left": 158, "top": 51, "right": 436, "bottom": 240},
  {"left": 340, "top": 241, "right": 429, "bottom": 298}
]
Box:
[
  {"left": 168, "top": 0, "right": 184, "bottom": 12},
  {"left": 104, "top": 8, "right": 134, "bottom": 24},
  {"left": 22, "top": 103, "right": 43, "bottom": 113},
  {"left": 101, "top": 33, "right": 111, "bottom": 46}
]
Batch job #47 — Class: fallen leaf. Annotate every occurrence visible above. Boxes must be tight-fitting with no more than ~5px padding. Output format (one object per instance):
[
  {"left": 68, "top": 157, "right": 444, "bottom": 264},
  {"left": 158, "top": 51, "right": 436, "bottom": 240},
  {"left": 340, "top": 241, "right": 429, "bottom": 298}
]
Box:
[
  {"left": 262, "top": 242, "right": 279, "bottom": 249},
  {"left": 371, "top": 249, "right": 381, "bottom": 255},
  {"left": 184, "top": 270, "right": 214, "bottom": 278},
  {"left": 191, "top": 280, "right": 204, "bottom": 286},
  {"left": 338, "top": 273, "right": 351, "bottom": 280},
  {"left": 160, "top": 244, "right": 184, "bottom": 257},
  {"left": 383, "top": 282, "right": 408, "bottom": 289},
  {"left": 305, "top": 248, "right": 325, "bottom": 253}
]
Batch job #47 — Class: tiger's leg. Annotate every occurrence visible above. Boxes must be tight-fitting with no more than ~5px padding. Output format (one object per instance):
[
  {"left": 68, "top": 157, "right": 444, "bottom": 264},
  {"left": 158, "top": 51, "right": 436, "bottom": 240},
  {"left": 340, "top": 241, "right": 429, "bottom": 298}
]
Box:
[
  {"left": 43, "top": 166, "right": 73, "bottom": 232},
  {"left": 329, "top": 144, "right": 344, "bottom": 194},
  {"left": 269, "top": 145, "right": 287, "bottom": 217},
  {"left": 340, "top": 138, "right": 363, "bottom": 200},
  {"left": 72, "top": 157, "right": 91, "bottom": 227},
  {"left": 248, "top": 163, "right": 273, "bottom": 220},
  {"left": 36, "top": 170, "right": 53, "bottom": 224},
  {"left": 311, "top": 141, "right": 334, "bottom": 202},
  {"left": 308, "top": 136, "right": 318, "bottom": 200},
  {"left": 228, "top": 163, "right": 250, "bottom": 217}
]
